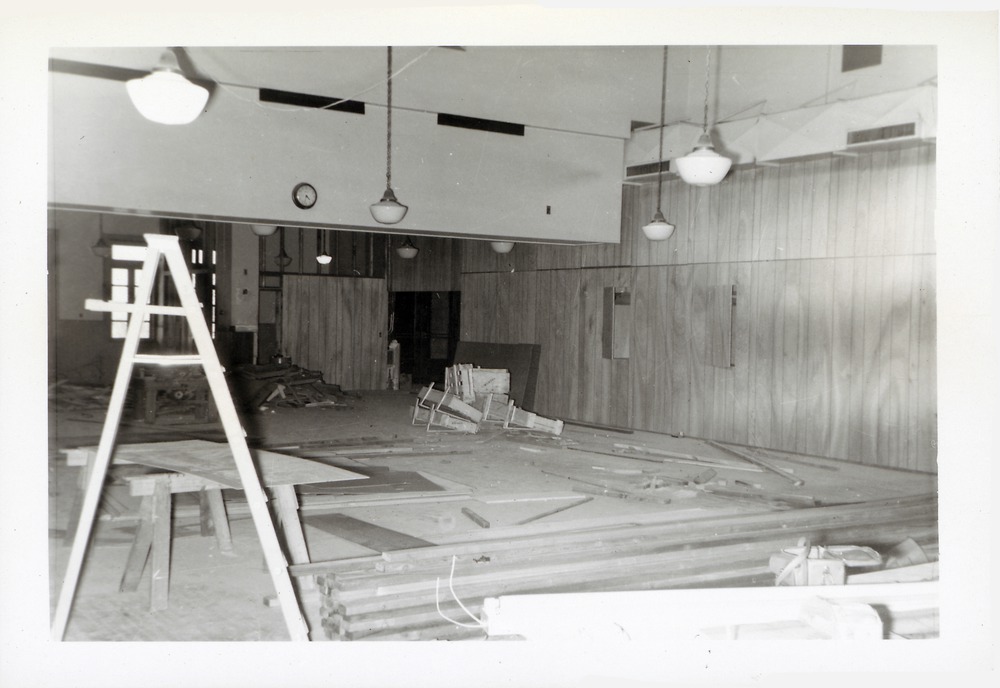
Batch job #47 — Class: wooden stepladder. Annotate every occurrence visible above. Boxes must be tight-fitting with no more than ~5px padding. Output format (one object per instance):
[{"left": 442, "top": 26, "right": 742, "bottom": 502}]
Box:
[{"left": 51, "top": 234, "right": 309, "bottom": 641}]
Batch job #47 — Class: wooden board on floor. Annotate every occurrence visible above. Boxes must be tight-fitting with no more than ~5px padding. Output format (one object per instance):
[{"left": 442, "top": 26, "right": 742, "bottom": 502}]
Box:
[
  {"left": 88, "top": 440, "right": 366, "bottom": 488},
  {"left": 296, "top": 470, "right": 446, "bottom": 496},
  {"left": 304, "top": 513, "right": 434, "bottom": 552}
]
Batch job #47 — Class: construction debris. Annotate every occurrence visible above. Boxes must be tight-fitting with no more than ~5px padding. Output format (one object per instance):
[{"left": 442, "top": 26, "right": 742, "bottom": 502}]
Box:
[
  {"left": 412, "top": 364, "right": 563, "bottom": 436},
  {"left": 295, "top": 492, "right": 938, "bottom": 640},
  {"left": 231, "top": 363, "right": 358, "bottom": 410}
]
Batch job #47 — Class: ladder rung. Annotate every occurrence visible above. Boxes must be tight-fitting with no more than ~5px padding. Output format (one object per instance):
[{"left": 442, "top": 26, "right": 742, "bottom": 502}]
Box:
[
  {"left": 85, "top": 299, "right": 202, "bottom": 315},
  {"left": 132, "top": 354, "right": 204, "bottom": 366}
]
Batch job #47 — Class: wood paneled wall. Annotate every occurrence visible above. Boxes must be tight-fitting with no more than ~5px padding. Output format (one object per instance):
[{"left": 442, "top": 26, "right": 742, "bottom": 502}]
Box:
[
  {"left": 460, "top": 143, "right": 937, "bottom": 472},
  {"left": 281, "top": 276, "right": 388, "bottom": 391},
  {"left": 388, "top": 236, "right": 463, "bottom": 292}
]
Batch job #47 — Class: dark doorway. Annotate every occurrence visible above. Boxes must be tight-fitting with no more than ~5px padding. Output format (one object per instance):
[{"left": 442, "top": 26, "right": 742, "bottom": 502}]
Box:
[{"left": 391, "top": 291, "right": 461, "bottom": 386}]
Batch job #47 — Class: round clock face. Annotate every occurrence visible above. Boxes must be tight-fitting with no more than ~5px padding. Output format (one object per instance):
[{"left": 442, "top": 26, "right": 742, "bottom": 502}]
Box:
[{"left": 292, "top": 182, "right": 317, "bottom": 209}]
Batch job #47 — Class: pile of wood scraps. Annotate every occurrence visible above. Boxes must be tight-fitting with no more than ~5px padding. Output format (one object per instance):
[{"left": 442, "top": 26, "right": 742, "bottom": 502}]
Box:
[
  {"left": 557, "top": 439, "right": 828, "bottom": 509},
  {"left": 49, "top": 381, "right": 121, "bottom": 412},
  {"left": 232, "top": 363, "right": 358, "bottom": 410},
  {"left": 292, "top": 492, "right": 938, "bottom": 640},
  {"left": 412, "top": 364, "right": 563, "bottom": 436}
]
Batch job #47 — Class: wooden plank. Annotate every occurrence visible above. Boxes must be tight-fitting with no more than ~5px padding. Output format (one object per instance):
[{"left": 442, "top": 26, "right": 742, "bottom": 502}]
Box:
[
  {"left": 304, "top": 513, "right": 433, "bottom": 552},
  {"left": 149, "top": 476, "right": 171, "bottom": 612},
  {"left": 297, "top": 469, "right": 447, "bottom": 496},
  {"left": 859, "top": 255, "right": 885, "bottom": 464},
  {"left": 829, "top": 257, "right": 855, "bottom": 460},
  {"left": 204, "top": 488, "right": 233, "bottom": 553},
  {"left": 416, "top": 385, "right": 483, "bottom": 423},
  {"left": 555, "top": 269, "right": 584, "bottom": 420},
  {"left": 809, "top": 157, "right": 832, "bottom": 259},
  {"left": 119, "top": 493, "right": 154, "bottom": 592},
  {"left": 915, "top": 255, "right": 937, "bottom": 472},
  {"left": 94, "top": 440, "right": 366, "bottom": 489},
  {"left": 785, "top": 163, "right": 805, "bottom": 260},
  {"left": 886, "top": 256, "right": 914, "bottom": 468},
  {"left": 628, "top": 266, "right": 656, "bottom": 430},
  {"left": 704, "top": 440, "right": 804, "bottom": 486}
]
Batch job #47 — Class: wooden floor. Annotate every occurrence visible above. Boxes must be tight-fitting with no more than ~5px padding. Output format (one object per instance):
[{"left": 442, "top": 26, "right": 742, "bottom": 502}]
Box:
[{"left": 48, "top": 389, "right": 938, "bottom": 642}]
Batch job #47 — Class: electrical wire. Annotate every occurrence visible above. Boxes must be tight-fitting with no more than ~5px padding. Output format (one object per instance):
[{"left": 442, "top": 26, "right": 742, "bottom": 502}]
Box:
[
  {"left": 205, "top": 46, "right": 437, "bottom": 115},
  {"left": 434, "top": 555, "right": 487, "bottom": 629}
]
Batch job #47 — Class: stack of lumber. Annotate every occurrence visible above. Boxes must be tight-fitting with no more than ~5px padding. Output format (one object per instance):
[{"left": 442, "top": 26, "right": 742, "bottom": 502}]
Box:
[
  {"left": 413, "top": 364, "right": 563, "bottom": 436},
  {"left": 292, "top": 493, "right": 938, "bottom": 640},
  {"left": 232, "top": 363, "right": 357, "bottom": 410}
]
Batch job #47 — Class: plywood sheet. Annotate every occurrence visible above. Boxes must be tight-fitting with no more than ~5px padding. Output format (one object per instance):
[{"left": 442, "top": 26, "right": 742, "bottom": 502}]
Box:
[
  {"left": 303, "top": 514, "right": 433, "bottom": 552},
  {"left": 104, "top": 440, "right": 365, "bottom": 488}
]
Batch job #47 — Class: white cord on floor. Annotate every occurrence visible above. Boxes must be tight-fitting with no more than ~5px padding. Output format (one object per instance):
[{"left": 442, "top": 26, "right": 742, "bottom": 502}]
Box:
[{"left": 434, "top": 555, "right": 486, "bottom": 629}]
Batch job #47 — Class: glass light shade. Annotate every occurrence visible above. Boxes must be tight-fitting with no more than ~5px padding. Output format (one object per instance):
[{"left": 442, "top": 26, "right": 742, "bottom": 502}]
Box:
[
  {"left": 316, "top": 253, "right": 333, "bottom": 265},
  {"left": 641, "top": 211, "right": 676, "bottom": 241},
  {"left": 251, "top": 224, "right": 278, "bottom": 236},
  {"left": 173, "top": 222, "right": 201, "bottom": 240},
  {"left": 370, "top": 187, "right": 408, "bottom": 224},
  {"left": 395, "top": 237, "right": 418, "bottom": 259},
  {"left": 126, "top": 54, "right": 209, "bottom": 125},
  {"left": 91, "top": 236, "right": 111, "bottom": 258},
  {"left": 490, "top": 241, "right": 515, "bottom": 254},
  {"left": 675, "top": 133, "right": 732, "bottom": 187}
]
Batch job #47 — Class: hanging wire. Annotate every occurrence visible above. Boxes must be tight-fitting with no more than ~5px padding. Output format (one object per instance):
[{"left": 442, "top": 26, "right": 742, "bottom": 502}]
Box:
[
  {"left": 204, "top": 46, "right": 436, "bottom": 117},
  {"left": 701, "top": 45, "right": 712, "bottom": 134},
  {"left": 385, "top": 46, "right": 394, "bottom": 191},
  {"left": 655, "top": 45, "right": 668, "bottom": 213}
]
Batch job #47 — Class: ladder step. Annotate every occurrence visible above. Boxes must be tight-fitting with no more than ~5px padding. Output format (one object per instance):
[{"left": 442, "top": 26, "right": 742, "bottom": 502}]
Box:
[
  {"left": 132, "top": 354, "right": 204, "bottom": 366},
  {"left": 85, "top": 299, "right": 201, "bottom": 315}
]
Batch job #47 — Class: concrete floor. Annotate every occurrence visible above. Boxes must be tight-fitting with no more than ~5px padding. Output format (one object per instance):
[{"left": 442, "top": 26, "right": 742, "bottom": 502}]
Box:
[{"left": 47, "top": 389, "right": 938, "bottom": 642}]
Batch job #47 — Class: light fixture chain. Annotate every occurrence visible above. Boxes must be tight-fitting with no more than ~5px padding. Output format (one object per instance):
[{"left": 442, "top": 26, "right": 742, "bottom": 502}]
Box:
[
  {"left": 656, "top": 45, "right": 667, "bottom": 212},
  {"left": 702, "top": 45, "right": 711, "bottom": 133},
  {"left": 386, "top": 46, "right": 393, "bottom": 189}
]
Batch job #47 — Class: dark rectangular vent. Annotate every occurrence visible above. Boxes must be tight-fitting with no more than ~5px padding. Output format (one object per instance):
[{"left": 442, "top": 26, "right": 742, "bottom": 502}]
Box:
[
  {"left": 847, "top": 122, "right": 916, "bottom": 145},
  {"left": 259, "top": 88, "right": 365, "bottom": 114},
  {"left": 842, "top": 45, "right": 883, "bottom": 72},
  {"left": 626, "top": 160, "right": 670, "bottom": 177},
  {"left": 437, "top": 113, "right": 525, "bottom": 136}
]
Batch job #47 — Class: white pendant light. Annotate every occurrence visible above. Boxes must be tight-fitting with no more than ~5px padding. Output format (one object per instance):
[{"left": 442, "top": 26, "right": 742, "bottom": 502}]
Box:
[
  {"left": 126, "top": 48, "right": 209, "bottom": 125},
  {"left": 396, "top": 237, "right": 418, "bottom": 259},
  {"left": 642, "top": 46, "right": 676, "bottom": 242},
  {"left": 675, "top": 46, "right": 732, "bottom": 187},
  {"left": 370, "top": 46, "right": 408, "bottom": 224},
  {"left": 251, "top": 224, "right": 278, "bottom": 237},
  {"left": 173, "top": 222, "right": 202, "bottom": 240},
  {"left": 490, "top": 241, "right": 515, "bottom": 254},
  {"left": 316, "top": 230, "right": 332, "bottom": 264}
]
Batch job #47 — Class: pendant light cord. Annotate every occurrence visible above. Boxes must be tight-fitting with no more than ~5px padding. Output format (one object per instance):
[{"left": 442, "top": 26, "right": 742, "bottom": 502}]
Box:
[
  {"left": 385, "top": 46, "right": 393, "bottom": 191},
  {"left": 702, "top": 45, "right": 711, "bottom": 135},
  {"left": 656, "top": 45, "right": 667, "bottom": 213}
]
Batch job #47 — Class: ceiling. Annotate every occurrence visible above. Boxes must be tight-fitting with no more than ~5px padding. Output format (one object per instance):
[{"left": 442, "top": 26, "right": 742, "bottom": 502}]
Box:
[{"left": 49, "top": 44, "right": 938, "bottom": 145}]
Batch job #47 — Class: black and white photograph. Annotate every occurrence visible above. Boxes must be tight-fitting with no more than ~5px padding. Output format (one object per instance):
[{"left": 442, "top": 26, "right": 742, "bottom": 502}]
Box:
[{"left": 1, "top": 3, "right": 997, "bottom": 687}]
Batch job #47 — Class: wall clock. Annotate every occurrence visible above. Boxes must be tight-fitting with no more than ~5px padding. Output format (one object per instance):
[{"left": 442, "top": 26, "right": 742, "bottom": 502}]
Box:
[{"left": 292, "top": 182, "right": 317, "bottom": 209}]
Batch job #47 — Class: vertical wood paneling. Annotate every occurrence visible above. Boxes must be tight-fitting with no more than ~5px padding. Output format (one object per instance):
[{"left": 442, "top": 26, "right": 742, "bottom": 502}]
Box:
[
  {"left": 829, "top": 257, "right": 855, "bottom": 459},
  {"left": 282, "top": 276, "right": 386, "bottom": 391},
  {"left": 455, "top": 143, "right": 936, "bottom": 471},
  {"left": 390, "top": 236, "right": 460, "bottom": 292},
  {"left": 915, "top": 255, "right": 937, "bottom": 472},
  {"left": 459, "top": 272, "right": 497, "bottom": 342},
  {"left": 628, "top": 266, "right": 656, "bottom": 429},
  {"left": 918, "top": 145, "right": 936, "bottom": 255},
  {"left": 534, "top": 269, "right": 581, "bottom": 420}
]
